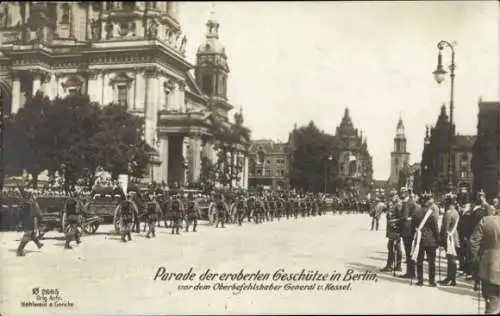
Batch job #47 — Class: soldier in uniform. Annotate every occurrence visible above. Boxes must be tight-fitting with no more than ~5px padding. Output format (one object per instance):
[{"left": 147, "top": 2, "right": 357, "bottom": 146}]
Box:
[
  {"left": 63, "top": 192, "right": 83, "bottom": 249},
  {"left": 398, "top": 187, "right": 418, "bottom": 279},
  {"left": 469, "top": 208, "right": 500, "bottom": 314},
  {"left": 145, "top": 194, "right": 161, "bottom": 238},
  {"left": 16, "top": 190, "right": 44, "bottom": 256},
  {"left": 458, "top": 192, "right": 474, "bottom": 277},
  {"left": 214, "top": 193, "right": 229, "bottom": 228},
  {"left": 412, "top": 192, "right": 440, "bottom": 286},
  {"left": 380, "top": 198, "right": 402, "bottom": 272},
  {"left": 118, "top": 196, "right": 137, "bottom": 242},
  {"left": 185, "top": 193, "right": 199, "bottom": 232},
  {"left": 370, "top": 197, "right": 385, "bottom": 231},
  {"left": 438, "top": 194, "right": 461, "bottom": 286},
  {"left": 233, "top": 194, "right": 247, "bottom": 226},
  {"left": 469, "top": 191, "right": 495, "bottom": 290},
  {"left": 169, "top": 194, "right": 184, "bottom": 235}
]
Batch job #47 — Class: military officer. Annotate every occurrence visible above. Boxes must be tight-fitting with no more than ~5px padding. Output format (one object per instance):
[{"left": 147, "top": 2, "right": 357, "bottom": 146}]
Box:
[
  {"left": 398, "top": 187, "right": 418, "bottom": 279},
  {"left": 233, "top": 194, "right": 247, "bottom": 226},
  {"left": 185, "top": 193, "right": 199, "bottom": 232},
  {"left": 412, "top": 193, "right": 440, "bottom": 287},
  {"left": 16, "top": 190, "right": 44, "bottom": 256},
  {"left": 438, "top": 194, "right": 461, "bottom": 286},
  {"left": 469, "top": 210, "right": 500, "bottom": 314},
  {"left": 380, "top": 197, "right": 402, "bottom": 272}
]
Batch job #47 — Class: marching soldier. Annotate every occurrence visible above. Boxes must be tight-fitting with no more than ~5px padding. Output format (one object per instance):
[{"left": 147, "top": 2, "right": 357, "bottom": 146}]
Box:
[
  {"left": 215, "top": 193, "right": 229, "bottom": 228},
  {"left": 63, "top": 192, "right": 83, "bottom": 249},
  {"left": 145, "top": 194, "right": 161, "bottom": 238},
  {"left": 233, "top": 194, "right": 247, "bottom": 226},
  {"left": 118, "top": 196, "right": 137, "bottom": 242},
  {"left": 169, "top": 194, "right": 184, "bottom": 235},
  {"left": 438, "top": 194, "right": 461, "bottom": 286},
  {"left": 16, "top": 190, "right": 44, "bottom": 256},
  {"left": 185, "top": 193, "right": 199, "bottom": 232},
  {"left": 411, "top": 192, "right": 440, "bottom": 287}
]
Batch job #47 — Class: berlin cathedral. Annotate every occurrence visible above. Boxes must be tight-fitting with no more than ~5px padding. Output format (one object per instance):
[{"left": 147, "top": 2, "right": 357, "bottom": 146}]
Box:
[{"left": 0, "top": 2, "right": 250, "bottom": 188}]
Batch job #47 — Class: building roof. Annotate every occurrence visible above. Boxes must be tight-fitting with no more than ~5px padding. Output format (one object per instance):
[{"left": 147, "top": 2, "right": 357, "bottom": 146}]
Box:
[
  {"left": 249, "top": 140, "right": 287, "bottom": 154},
  {"left": 453, "top": 134, "right": 476, "bottom": 151}
]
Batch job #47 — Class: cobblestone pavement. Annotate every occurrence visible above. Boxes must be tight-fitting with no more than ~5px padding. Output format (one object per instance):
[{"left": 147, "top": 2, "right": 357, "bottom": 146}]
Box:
[{"left": 0, "top": 214, "right": 482, "bottom": 315}]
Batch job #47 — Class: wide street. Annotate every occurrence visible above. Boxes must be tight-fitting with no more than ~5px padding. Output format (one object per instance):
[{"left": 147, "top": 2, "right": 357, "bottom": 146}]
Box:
[{"left": 0, "top": 213, "right": 481, "bottom": 315}]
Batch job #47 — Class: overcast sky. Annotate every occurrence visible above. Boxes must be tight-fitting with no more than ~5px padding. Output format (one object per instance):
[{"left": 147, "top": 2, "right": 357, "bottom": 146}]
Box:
[{"left": 178, "top": 1, "right": 499, "bottom": 180}]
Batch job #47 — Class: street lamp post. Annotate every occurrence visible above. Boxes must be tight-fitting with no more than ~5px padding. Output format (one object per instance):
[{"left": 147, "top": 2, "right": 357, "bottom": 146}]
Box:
[
  {"left": 324, "top": 155, "right": 333, "bottom": 194},
  {"left": 433, "top": 40, "right": 456, "bottom": 193}
]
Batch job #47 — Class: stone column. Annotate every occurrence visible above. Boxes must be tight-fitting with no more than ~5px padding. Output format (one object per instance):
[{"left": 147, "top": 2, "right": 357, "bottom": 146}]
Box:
[
  {"left": 11, "top": 75, "right": 21, "bottom": 114},
  {"left": 191, "top": 135, "right": 202, "bottom": 183},
  {"left": 178, "top": 81, "right": 185, "bottom": 112},
  {"left": 32, "top": 74, "right": 42, "bottom": 96},
  {"left": 243, "top": 156, "right": 249, "bottom": 189},
  {"left": 160, "top": 136, "right": 169, "bottom": 184}
]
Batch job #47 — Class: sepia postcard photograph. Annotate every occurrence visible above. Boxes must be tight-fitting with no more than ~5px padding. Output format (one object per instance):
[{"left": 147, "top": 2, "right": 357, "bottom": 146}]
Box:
[{"left": 0, "top": 1, "right": 499, "bottom": 315}]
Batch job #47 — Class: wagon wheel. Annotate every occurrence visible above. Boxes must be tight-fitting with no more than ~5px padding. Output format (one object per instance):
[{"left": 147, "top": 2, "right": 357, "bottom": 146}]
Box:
[{"left": 113, "top": 206, "right": 121, "bottom": 234}]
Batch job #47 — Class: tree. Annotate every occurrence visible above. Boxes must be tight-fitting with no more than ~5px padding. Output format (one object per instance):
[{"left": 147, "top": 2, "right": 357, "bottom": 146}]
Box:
[
  {"left": 5, "top": 94, "right": 152, "bottom": 189},
  {"left": 212, "top": 110, "right": 250, "bottom": 189},
  {"left": 4, "top": 92, "right": 52, "bottom": 187},
  {"left": 289, "top": 121, "right": 337, "bottom": 193}
]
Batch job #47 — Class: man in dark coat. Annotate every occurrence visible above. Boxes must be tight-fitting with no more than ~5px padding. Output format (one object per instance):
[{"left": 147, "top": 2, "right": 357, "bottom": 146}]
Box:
[
  {"left": 412, "top": 193, "right": 440, "bottom": 286},
  {"left": 469, "top": 191, "right": 496, "bottom": 290},
  {"left": 469, "top": 213, "right": 500, "bottom": 314},
  {"left": 16, "top": 191, "right": 44, "bottom": 256},
  {"left": 399, "top": 187, "right": 418, "bottom": 279},
  {"left": 380, "top": 198, "right": 402, "bottom": 272}
]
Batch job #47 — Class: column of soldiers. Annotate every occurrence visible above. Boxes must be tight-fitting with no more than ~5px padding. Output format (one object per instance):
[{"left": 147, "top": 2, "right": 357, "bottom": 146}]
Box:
[
  {"left": 377, "top": 187, "right": 500, "bottom": 314},
  {"left": 5, "top": 186, "right": 370, "bottom": 257}
]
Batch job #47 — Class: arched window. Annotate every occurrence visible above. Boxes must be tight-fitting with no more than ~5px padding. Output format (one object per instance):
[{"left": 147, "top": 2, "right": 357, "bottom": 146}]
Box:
[
  {"left": 202, "top": 75, "right": 212, "bottom": 96},
  {"left": 60, "top": 3, "right": 70, "bottom": 24}
]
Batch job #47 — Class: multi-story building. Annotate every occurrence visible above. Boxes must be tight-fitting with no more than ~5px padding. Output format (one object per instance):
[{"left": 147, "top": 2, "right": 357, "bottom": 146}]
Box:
[
  {"left": 421, "top": 104, "right": 475, "bottom": 193},
  {"left": 248, "top": 139, "right": 289, "bottom": 190},
  {"left": 331, "top": 108, "right": 373, "bottom": 197},
  {"left": 0, "top": 2, "right": 249, "bottom": 188},
  {"left": 388, "top": 117, "right": 410, "bottom": 189},
  {"left": 472, "top": 99, "right": 500, "bottom": 199}
]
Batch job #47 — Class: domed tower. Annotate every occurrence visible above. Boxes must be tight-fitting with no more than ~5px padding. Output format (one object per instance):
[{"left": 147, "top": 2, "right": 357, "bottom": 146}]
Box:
[
  {"left": 389, "top": 116, "right": 410, "bottom": 188},
  {"left": 195, "top": 9, "right": 232, "bottom": 118}
]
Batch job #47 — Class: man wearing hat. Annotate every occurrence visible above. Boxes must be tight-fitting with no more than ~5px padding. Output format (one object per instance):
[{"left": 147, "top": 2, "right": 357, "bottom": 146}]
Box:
[
  {"left": 380, "top": 197, "right": 402, "bottom": 272},
  {"left": 399, "top": 187, "right": 418, "bottom": 279},
  {"left": 16, "top": 190, "right": 44, "bottom": 256},
  {"left": 184, "top": 193, "right": 199, "bottom": 232},
  {"left": 468, "top": 191, "right": 496, "bottom": 290},
  {"left": 439, "top": 193, "right": 461, "bottom": 286},
  {"left": 412, "top": 192, "right": 440, "bottom": 286},
  {"left": 469, "top": 206, "right": 500, "bottom": 314}
]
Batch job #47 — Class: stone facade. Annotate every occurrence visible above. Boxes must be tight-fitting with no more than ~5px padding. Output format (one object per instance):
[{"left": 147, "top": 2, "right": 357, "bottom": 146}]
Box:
[
  {"left": 420, "top": 104, "right": 475, "bottom": 194},
  {"left": 0, "top": 2, "right": 249, "bottom": 188},
  {"left": 331, "top": 108, "right": 373, "bottom": 197},
  {"left": 248, "top": 140, "right": 289, "bottom": 191},
  {"left": 472, "top": 100, "right": 500, "bottom": 199}
]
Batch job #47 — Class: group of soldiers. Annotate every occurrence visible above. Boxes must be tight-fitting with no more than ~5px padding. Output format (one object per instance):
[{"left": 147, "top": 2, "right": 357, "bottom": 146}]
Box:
[
  {"left": 372, "top": 187, "right": 500, "bottom": 314},
  {"left": 9, "top": 184, "right": 371, "bottom": 256}
]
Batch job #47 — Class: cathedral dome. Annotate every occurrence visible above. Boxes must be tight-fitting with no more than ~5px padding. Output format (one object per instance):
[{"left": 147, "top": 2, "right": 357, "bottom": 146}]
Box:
[
  {"left": 196, "top": 12, "right": 227, "bottom": 57},
  {"left": 197, "top": 38, "right": 226, "bottom": 56}
]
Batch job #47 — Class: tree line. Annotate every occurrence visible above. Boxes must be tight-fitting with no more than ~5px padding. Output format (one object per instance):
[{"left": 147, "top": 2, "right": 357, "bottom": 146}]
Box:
[{"left": 4, "top": 93, "right": 152, "bottom": 190}]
